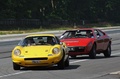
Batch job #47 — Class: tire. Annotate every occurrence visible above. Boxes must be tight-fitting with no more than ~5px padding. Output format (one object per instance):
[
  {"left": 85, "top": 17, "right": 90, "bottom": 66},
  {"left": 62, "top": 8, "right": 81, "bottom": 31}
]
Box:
[
  {"left": 104, "top": 43, "right": 111, "bottom": 57},
  {"left": 65, "top": 56, "right": 69, "bottom": 67},
  {"left": 13, "top": 62, "right": 20, "bottom": 70},
  {"left": 57, "top": 57, "right": 65, "bottom": 69},
  {"left": 89, "top": 44, "right": 96, "bottom": 59}
]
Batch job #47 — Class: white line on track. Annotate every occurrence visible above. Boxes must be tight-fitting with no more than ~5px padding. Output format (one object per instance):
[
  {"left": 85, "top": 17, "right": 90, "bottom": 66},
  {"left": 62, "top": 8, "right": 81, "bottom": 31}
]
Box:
[
  {"left": 0, "top": 71, "right": 30, "bottom": 78},
  {"left": 111, "top": 52, "right": 120, "bottom": 56},
  {"left": 70, "top": 59, "right": 89, "bottom": 64},
  {"left": 0, "top": 52, "right": 120, "bottom": 78},
  {"left": 110, "top": 71, "right": 120, "bottom": 75}
]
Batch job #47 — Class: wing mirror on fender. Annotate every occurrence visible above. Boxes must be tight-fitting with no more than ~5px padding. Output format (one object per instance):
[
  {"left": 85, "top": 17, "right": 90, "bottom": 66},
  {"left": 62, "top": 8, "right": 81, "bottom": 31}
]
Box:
[
  {"left": 97, "top": 35, "right": 100, "bottom": 38},
  {"left": 97, "top": 33, "right": 100, "bottom": 38},
  {"left": 60, "top": 42, "right": 63, "bottom": 45},
  {"left": 60, "top": 42, "right": 66, "bottom": 48}
]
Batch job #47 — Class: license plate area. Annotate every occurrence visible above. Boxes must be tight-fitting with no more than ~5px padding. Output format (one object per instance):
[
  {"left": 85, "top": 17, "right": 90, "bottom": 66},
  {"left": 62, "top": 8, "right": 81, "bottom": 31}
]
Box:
[{"left": 32, "top": 60, "right": 40, "bottom": 64}]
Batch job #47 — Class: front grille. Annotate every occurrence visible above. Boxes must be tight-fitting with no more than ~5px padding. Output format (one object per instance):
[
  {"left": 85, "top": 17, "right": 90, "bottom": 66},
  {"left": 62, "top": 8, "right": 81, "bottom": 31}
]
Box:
[
  {"left": 24, "top": 57, "right": 48, "bottom": 60},
  {"left": 68, "top": 47, "right": 85, "bottom": 52}
]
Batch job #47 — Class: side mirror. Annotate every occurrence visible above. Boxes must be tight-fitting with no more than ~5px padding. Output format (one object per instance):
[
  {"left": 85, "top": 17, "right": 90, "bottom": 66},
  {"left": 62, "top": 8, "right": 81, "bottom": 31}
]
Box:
[
  {"left": 97, "top": 35, "right": 100, "bottom": 38},
  {"left": 60, "top": 42, "right": 63, "bottom": 45},
  {"left": 60, "top": 42, "right": 66, "bottom": 48},
  {"left": 97, "top": 33, "right": 100, "bottom": 38}
]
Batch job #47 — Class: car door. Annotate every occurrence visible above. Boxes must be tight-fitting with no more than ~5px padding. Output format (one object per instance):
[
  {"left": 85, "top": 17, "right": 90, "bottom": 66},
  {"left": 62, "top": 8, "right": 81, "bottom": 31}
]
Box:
[
  {"left": 94, "top": 30, "right": 104, "bottom": 51},
  {"left": 97, "top": 30, "right": 110, "bottom": 50}
]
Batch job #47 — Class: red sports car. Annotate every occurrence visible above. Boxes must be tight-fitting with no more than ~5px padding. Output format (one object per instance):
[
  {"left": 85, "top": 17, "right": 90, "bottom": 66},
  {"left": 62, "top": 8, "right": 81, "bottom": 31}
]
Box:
[{"left": 60, "top": 28, "right": 112, "bottom": 59}]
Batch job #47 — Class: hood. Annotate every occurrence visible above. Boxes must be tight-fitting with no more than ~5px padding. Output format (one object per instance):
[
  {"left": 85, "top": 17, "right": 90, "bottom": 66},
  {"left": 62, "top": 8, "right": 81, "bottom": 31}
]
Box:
[
  {"left": 22, "top": 46, "right": 52, "bottom": 57},
  {"left": 61, "top": 38, "right": 92, "bottom": 46}
]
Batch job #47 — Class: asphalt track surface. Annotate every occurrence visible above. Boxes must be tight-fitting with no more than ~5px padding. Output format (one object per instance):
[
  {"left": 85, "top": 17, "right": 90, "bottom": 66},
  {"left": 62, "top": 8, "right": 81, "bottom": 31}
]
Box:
[{"left": 0, "top": 27, "right": 120, "bottom": 79}]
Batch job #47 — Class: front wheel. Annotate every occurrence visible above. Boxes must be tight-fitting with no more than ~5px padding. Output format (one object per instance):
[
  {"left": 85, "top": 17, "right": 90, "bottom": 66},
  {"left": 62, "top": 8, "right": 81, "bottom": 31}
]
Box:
[
  {"left": 65, "top": 56, "right": 69, "bottom": 67},
  {"left": 89, "top": 44, "right": 96, "bottom": 59},
  {"left": 103, "top": 43, "right": 111, "bottom": 57},
  {"left": 57, "top": 55, "right": 65, "bottom": 69},
  {"left": 13, "top": 62, "right": 20, "bottom": 70}
]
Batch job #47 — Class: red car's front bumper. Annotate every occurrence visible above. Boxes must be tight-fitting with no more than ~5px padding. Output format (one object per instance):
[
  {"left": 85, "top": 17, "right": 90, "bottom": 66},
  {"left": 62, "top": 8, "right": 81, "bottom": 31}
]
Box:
[{"left": 68, "top": 46, "right": 90, "bottom": 56}]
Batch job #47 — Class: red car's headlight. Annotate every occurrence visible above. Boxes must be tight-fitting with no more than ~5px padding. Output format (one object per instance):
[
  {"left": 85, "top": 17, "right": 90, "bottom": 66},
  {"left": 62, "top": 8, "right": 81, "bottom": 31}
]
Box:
[
  {"left": 52, "top": 47, "right": 60, "bottom": 54},
  {"left": 14, "top": 49, "right": 21, "bottom": 56}
]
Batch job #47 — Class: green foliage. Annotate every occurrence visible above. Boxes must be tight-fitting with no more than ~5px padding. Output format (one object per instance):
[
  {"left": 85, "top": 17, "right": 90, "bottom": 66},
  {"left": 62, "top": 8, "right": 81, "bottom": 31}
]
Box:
[{"left": 0, "top": 0, "right": 120, "bottom": 22}]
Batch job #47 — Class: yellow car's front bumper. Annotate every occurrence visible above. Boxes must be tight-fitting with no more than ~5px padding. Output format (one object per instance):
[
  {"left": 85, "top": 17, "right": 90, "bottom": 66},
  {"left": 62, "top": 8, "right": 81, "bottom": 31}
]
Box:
[{"left": 12, "top": 54, "right": 63, "bottom": 67}]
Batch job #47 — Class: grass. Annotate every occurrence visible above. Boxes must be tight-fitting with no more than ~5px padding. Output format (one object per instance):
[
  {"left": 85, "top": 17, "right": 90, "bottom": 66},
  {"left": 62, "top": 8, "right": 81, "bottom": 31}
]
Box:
[
  {"left": 0, "top": 23, "right": 117, "bottom": 35},
  {"left": 0, "top": 26, "right": 74, "bottom": 35}
]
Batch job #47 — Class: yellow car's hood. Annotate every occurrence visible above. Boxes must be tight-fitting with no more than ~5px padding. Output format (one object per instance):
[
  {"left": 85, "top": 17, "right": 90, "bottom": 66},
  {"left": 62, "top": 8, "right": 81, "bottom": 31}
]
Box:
[{"left": 23, "top": 46, "right": 52, "bottom": 57}]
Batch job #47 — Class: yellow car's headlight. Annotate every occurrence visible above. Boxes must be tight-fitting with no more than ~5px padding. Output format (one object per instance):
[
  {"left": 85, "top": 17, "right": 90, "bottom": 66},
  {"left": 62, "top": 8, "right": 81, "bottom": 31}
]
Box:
[
  {"left": 14, "top": 49, "right": 21, "bottom": 56},
  {"left": 52, "top": 47, "right": 60, "bottom": 54}
]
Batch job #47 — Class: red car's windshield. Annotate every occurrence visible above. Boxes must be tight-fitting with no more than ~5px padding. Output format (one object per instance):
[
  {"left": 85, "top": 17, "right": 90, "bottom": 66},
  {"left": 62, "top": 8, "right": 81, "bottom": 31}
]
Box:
[{"left": 60, "top": 30, "right": 94, "bottom": 39}]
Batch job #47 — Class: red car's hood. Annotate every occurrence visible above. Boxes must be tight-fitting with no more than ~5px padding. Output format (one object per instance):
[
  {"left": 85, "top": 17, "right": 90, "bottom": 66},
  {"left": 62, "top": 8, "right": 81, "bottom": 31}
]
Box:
[{"left": 61, "top": 38, "right": 92, "bottom": 46}]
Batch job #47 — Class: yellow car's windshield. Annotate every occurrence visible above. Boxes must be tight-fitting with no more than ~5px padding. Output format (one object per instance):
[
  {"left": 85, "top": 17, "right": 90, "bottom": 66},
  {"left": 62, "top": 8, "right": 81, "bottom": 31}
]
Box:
[{"left": 18, "top": 36, "right": 58, "bottom": 46}]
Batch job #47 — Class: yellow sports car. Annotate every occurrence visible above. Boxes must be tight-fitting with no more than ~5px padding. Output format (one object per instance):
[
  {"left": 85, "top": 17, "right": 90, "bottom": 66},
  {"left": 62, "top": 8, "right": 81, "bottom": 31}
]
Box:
[{"left": 12, "top": 34, "right": 69, "bottom": 70}]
